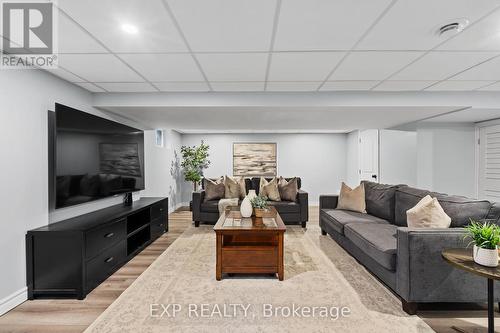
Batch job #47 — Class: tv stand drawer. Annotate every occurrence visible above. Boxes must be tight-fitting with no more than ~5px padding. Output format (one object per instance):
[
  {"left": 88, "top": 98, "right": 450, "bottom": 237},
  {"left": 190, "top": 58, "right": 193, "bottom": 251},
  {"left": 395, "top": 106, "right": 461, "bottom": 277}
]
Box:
[
  {"left": 86, "top": 240, "right": 126, "bottom": 292},
  {"left": 86, "top": 219, "right": 126, "bottom": 260}
]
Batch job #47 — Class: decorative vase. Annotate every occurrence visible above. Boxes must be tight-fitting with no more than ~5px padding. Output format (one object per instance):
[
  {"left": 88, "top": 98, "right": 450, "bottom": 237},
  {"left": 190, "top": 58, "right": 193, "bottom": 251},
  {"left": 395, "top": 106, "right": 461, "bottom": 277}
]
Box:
[
  {"left": 473, "top": 244, "right": 499, "bottom": 267},
  {"left": 240, "top": 195, "right": 252, "bottom": 218},
  {"left": 240, "top": 190, "right": 256, "bottom": 218}
]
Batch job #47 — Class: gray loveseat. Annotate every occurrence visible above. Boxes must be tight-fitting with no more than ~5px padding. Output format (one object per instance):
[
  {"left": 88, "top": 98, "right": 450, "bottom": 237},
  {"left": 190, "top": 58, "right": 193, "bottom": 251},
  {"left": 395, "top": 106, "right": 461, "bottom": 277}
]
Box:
[
  {"left": 193, "top": 177, "right": 308, "bottom": 227},
  {"left": 319, "top": 181, "right": 500, "bottom": 314}
]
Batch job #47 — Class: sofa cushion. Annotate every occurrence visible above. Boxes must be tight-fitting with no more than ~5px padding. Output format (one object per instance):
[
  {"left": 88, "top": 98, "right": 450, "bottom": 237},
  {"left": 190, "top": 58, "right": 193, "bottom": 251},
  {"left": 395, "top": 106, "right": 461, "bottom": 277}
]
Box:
[
  {"left": 344, "top": 223, "right": 398, "bottom": 271},
  {"left": 252, "top": 177, "right": 301, "bottom": 195},
  {"left": 200, "top": 200, "right": 220, "bottom": 213},
  {"left": 320, "top": 209, "right": 389, "bottom": 235},
  {"left": 362, "top": 181, "right": 403, "bottom": 223},
  {"left": 395, "top": 186, "right": 492, "bottom": 227},
  {"left": 268, "top": 201, "right": 300, "bottom": 214}
]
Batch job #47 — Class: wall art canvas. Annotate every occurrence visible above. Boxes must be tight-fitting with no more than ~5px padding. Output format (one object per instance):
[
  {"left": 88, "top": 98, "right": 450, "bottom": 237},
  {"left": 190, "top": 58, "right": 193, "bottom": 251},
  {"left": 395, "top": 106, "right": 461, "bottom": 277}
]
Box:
[{"left": 233, "top": 143, "right": 277, "bottom": 176}]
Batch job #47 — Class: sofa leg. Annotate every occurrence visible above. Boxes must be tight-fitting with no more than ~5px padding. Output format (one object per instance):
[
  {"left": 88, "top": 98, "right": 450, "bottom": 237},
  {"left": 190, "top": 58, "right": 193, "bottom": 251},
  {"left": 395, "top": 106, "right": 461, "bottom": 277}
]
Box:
[
  {"left": 402, "top": 300, "right": 418, "bottom": 315},
  {"left": 195, "top": 221, "right": 200, "bottom": 228},
  {"left": 321, "top": 229, "right": 327, "bottom": 236},
  {"left": 301, "top": 221, "right": 306, "bottom": 228}
]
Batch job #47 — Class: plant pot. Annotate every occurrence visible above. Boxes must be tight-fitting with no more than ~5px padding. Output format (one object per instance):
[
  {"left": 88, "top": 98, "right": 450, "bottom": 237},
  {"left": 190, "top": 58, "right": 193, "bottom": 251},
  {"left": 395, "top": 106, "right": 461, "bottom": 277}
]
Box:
[
  {"left": 254, "top": 208, "right": 267, "bottom": 218},
  {"left": 473, "top": 244, "right": 499, "bottom": 267}
]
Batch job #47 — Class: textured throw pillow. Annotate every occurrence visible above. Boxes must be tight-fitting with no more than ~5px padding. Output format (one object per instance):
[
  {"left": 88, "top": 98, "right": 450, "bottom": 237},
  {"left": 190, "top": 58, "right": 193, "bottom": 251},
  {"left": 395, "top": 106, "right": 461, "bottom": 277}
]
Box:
[
  {"left": 204, "top": 178, "right": 225, "bottom": 201},
  {"left": 224, "top": 176, "right": 241, "bottom": 199},
  {"left": 278, "top": 177, "right": 298, "bottom": 202},
  {"left": 260, "top": 177, "right": 281, "bottom": 201},
  {"left": 80, "top": 174, "right": 101, "bottom": 197},
  {"left": 336, "top": 182, "right": 366, "bottom": 213},
  {"left": 407, "top": 195, "right": 451, "bottom": 228}
]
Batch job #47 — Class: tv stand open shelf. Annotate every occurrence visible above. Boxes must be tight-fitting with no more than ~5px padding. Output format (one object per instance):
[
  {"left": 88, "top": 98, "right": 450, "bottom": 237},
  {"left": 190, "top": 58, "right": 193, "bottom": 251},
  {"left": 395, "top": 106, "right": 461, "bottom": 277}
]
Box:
[{"left": 26, "top": 197, "right": 168, "bottom": 300}]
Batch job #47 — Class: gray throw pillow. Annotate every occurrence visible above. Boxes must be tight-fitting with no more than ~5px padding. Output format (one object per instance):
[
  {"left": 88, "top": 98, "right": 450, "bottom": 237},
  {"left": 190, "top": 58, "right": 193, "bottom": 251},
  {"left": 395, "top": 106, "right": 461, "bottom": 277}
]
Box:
[
  {"left": 204, "top": 178, "right": 225, "bottom": 201},
  {"left": 278, "top": 177, "right": 298, "bottom": 202}
]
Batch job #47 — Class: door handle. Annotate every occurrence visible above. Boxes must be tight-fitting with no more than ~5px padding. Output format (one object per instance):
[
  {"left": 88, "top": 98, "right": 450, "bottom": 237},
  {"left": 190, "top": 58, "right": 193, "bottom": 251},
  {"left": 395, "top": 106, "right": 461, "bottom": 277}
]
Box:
[
  {"left": 104, "top": 232, "right": 114, "bottom": 238},
  {"left": 372, "top": 174, "right": 377, "bottom": 179},
  {"left": 105, "top": 257, "right": 114, "bottom": 263}
]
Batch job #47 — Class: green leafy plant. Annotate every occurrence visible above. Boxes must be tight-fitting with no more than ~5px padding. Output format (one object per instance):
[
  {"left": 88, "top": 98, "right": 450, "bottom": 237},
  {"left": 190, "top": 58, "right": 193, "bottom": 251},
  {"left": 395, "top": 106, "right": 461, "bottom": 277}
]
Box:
[
  {"left": 465, "top": 220, "right": 500, "bottom": 250},
  {"left": 251, "top": 195, "right": 269, "bottom": 209},
  {"left": 180, "top": 141, "right": 210, "bottom": 191}
]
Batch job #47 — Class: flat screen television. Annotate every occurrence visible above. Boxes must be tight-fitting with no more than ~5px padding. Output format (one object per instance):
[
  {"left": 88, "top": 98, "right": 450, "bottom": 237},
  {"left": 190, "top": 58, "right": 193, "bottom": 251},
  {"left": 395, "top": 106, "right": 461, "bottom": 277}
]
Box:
[{"left": 52, "top": 103, "right": 144, "bottom": 209}]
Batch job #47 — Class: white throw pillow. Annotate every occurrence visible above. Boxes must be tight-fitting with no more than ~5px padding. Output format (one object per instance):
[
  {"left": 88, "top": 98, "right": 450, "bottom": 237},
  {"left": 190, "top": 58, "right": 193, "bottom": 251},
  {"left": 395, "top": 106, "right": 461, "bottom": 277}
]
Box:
[{"left": 406, "top": 195, "right": 451, "bottom": 228}]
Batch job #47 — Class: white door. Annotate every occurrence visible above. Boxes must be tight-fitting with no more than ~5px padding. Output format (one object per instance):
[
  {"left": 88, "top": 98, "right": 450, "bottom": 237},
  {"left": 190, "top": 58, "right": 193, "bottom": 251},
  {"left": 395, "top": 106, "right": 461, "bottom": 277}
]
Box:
[
  {"left": 479, "top": 125, "right": 500, "bottom": 201},
  {"left": 359, "top": 129, "right": 379, "bottom": 183}
]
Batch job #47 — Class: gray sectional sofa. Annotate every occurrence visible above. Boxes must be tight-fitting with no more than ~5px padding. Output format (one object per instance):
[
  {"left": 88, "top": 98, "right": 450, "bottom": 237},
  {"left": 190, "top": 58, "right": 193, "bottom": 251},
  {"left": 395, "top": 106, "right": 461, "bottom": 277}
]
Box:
[
  {"left": 193, "top": 177, "right": 308, "bottom": 227},
  {"left": 319, "top": 181, "right": 500, "bottom": 314}
]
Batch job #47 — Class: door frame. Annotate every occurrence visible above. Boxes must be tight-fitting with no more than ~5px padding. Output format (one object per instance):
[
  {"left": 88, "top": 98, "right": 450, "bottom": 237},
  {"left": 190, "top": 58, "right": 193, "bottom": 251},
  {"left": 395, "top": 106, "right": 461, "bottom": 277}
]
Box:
[{"left": 475, "top": 118, "right": 500, "bottom": 199}]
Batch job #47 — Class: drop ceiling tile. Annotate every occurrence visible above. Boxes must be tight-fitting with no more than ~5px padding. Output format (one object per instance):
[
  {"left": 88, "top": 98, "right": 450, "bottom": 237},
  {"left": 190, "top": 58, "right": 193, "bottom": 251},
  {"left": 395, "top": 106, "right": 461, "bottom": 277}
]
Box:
[
  {"left": 391, "top": 52, "right": 498, "bottom": 80},
  {"left": 268, "top": 52, "right": 345, "bottom": 81},
  {"left": 320, "top": 81, "right": 379, "bottom": 91},
  {"left": 168, "top": 0, "right": 276, "bottom": 52},
  {"left": 58, "top": 12, "right": 107, "bottom": 54},
  {"left": 451, "top": 56, "right": 500, "bottom": 80},
  {"left": 154, "top": 82, "right": 210, "bottom": 92},
  {"left": 330, "top": 52, "right": 422, "bottom": 80},
  {"left": 58, "top": 54, "right": 144, "bottom": 82},
  {"left": 439, "top": 9, "right": 500, "bottom": 51},
  {"left": 425, "top": 80, "right": 494, "bottom": 91},
  {"left": 196, "top": 53, "right": 268, "bottom": 81},
  {"left": 266, "top": 82, "right": 321, "bottom": 91},
  {"left": 120, "top": 54, "right": 204, "bottom": 81},
  {"left": 58, "top": 0, "right": 187, "bottom": 53},
  {"left": 45, "top": 68, "right": 86, "bottom": 82},
  {"left": 373, "top": 81, "right": 436, "bottom": 91},
  {"left": 478, "top": 82, "right": 500, "bottom": 91},
  {"left": 73, "top": 82, "right": 106, "bottom": 92},
  {"left": 97, "top": 82, "right": 157, "bottom": 92},
  {"left": 211, "top": 82, "right": 264, "bottom": 92},
  {"left": 274, "top": 0, "right": 392, "bottom": 51},
  {"left": 357, "top": 0, "right": 499, "bottom": 50}
]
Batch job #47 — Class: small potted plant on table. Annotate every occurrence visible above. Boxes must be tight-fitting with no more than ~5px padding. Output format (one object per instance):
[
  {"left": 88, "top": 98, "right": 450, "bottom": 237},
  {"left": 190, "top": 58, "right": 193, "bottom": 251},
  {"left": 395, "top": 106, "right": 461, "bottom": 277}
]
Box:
[
  {"left": 465, "top": 220, "right": 500, "bottom": 267},
  {"left": 251, "top": 195, "right": 269, "bottom": 218}
]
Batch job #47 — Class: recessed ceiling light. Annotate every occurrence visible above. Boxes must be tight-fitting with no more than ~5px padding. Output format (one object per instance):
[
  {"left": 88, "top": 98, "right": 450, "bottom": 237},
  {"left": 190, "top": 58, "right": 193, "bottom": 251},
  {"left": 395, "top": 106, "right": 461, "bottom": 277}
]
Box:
[
  {"left": 436, "top": 18, "right": 469, "bottom": 37},
  {"left": 121, "top": 24, "right": 138, "bottom": 35}
]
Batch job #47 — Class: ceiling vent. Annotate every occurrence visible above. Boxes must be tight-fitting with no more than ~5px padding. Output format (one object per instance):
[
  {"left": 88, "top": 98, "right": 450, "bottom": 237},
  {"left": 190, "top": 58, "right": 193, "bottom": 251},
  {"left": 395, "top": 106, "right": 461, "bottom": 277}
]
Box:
[{"left": 436, "top": 18, "right": 469, "bottom": 37}]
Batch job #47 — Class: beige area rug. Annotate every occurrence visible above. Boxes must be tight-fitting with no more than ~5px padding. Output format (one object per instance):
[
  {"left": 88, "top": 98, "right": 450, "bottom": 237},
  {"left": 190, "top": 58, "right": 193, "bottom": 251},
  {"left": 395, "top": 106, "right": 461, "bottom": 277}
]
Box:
[{"left": 84, "top": 225, "right": 434, "bottom": 333}]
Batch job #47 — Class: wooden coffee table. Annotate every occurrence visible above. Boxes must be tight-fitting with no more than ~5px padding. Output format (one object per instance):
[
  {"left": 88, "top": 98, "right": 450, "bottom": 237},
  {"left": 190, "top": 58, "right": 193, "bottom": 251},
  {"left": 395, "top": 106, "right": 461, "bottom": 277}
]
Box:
[{"left": 214, "top": 206, "right": 286, "bottom": 281}]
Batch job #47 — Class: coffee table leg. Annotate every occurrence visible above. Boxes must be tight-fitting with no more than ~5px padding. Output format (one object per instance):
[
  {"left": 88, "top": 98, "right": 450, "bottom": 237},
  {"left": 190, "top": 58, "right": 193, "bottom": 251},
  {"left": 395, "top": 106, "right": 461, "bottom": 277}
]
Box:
[
  {"left": 216, "top": 234, "right": 222, "bottom": 281},
  {"left": 488, "top": 278, "right": 494, "bottom": 333},
  {"left": 278, "top": 233, "right": 284, "bottom": 281}
]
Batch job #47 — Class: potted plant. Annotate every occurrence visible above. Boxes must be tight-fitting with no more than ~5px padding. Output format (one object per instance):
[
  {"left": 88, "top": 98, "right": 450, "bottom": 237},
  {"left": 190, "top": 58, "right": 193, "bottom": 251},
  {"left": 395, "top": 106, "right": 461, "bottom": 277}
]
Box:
[
  {"left": 180, "top": 141, "right": 210, "bottom": 192},
  {"left": 251, "top": 195, "right": 269, "bottom": 218},
  {"left": 465, "top": 220, "right": 500, "bottom": 267}
]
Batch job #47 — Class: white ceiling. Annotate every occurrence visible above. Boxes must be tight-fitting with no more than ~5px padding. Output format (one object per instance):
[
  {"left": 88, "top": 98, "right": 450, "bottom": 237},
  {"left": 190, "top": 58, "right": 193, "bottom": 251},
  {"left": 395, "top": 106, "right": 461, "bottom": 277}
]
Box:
[
  {"left": 38, "top": 0, "right": 500, "bottom": 93},
  {"left": 423, "top": 108, "right": 500, "bottom": 123}
]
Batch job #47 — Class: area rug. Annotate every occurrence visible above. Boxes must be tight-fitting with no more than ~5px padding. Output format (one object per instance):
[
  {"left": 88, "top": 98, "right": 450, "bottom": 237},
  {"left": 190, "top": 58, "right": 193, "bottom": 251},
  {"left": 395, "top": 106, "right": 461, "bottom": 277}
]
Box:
[{"left": 84, "top": 225, "right": 433, "bottom": 333}]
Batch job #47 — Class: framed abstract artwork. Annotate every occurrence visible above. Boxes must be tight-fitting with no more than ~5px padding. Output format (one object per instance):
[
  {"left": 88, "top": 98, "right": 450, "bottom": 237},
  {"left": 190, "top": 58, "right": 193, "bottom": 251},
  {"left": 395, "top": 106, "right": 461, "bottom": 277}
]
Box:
[{"left": 233, "top": 142, "right": 277, "bottom": 177}]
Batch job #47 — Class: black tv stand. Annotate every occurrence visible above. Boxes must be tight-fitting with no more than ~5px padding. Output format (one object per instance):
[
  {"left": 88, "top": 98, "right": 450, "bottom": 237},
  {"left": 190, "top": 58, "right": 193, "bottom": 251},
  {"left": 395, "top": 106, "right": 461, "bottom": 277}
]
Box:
[{"left": 26, "top": 197, "right": 168, "bottom": 300}]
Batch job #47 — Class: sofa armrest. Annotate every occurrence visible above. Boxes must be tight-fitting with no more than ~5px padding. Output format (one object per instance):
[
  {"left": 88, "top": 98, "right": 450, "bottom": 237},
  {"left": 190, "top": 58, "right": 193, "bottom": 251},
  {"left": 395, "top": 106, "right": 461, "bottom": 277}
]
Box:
[
  {"left": 396, "top": 227, "right": 478, "bottom": 302},
  {"left": 297, "top": 189, "right": 308, "bottom": 222},
  {"left": 319, "top": 195, "right": 338, "bottom": 210},
  {"left": 192, "top": 190, "right": 205, "bottom": 222}
]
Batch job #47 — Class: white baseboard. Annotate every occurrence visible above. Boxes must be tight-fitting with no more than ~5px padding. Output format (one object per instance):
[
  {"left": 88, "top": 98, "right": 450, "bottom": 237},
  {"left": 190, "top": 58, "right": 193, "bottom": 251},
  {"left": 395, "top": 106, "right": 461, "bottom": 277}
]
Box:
[{"left": 0, "top": 287, "right": 27, "bottom": 316}]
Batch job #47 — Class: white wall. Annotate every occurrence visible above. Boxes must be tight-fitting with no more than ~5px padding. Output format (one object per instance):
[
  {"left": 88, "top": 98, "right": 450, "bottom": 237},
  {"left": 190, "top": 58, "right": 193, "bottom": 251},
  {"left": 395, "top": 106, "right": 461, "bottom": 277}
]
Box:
[
  {"left": 0, "top": 70, "right": 110, "bottom": 314},
  {"left": 416, "top": 123, "right": 476, "bottom": 198},
  {"left": 141, "top": 129, "right": 184, "bottom": 211},
  {"left": 180, "top": 133, "right": 347, "bottom": 204},
  {"left": 379, "top": 130, "right": 417, "bottom": 186}
]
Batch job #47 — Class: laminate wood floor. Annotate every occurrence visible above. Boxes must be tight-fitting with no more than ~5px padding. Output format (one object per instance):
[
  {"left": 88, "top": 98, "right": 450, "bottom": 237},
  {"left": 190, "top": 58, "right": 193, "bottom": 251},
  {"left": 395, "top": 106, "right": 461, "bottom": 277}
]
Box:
[{"left": 0, "top": 206, "right": 496, "bottom": 333}]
